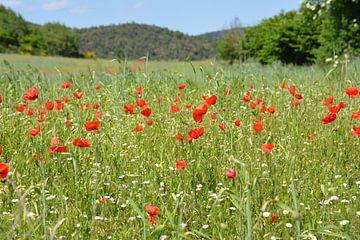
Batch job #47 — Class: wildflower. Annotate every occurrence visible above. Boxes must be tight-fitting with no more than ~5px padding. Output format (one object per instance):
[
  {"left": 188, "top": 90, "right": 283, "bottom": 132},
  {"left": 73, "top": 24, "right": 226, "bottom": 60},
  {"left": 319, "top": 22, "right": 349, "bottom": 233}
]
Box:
[
  {"left": 73, "top": 92, "right": 84, "bottom": 99},
  {"left": 205, "top": 95, "right": 217, "bottom": 105},
  {"left": 345, "top": 86, "right": 359, "bottom": 98},
  {"left": 175, "top": 134, "right": 184, "bottom": 141},
  {"left": 140, "top": 108, "right": 151, "bottom": 117},
  {"left": 225, "top": 168, "right": 236, "bottom": 178},
  {"left": 176, "top": 160, "right": 187, "bottom": 169},
  {"left": 23, "top": 87, "right": 39, "bottom": 101},
  {"left": 262, "top": 143, "right": 275, "bottom": 153},
  {"left": 135, "top": 86, "right": 144, "bottom": 95},
  {"left": 0, "top": 163, "right": 9, "bottom": 179},
  {"left": 171, "top": 105, "right": 181, "bottom": 113},
  {"left": 192, "top": 104, "right": 208, "bottom": 123},
  {"left": 73, "top": 138, "right": 90, "bottom": 148},
  {"left": 322, "top": 113, "right": 336, "bottom": 124},
  {"left": 48, "top": 146, "right": 67, "bottom": 154},
  {"left": 84, "top": 121, "right": 100, "bottom": 131},
  {"left": 219, "top": 122, "right": 225, "bottom": 131},
  {"left": 178, "top": 84, "right": 186, "bottom": 90},
  {"left": 234, "top": 120, "right": 241, "bottom": 127},
  {"left": 124, "top": 104, "right": 135, "bottom": 114},
  {"left": 61, "top": 82, "right": 72, "bottom": 89},
  {"left": 29, "top": 126, "right": 41, "bottom": 136}
]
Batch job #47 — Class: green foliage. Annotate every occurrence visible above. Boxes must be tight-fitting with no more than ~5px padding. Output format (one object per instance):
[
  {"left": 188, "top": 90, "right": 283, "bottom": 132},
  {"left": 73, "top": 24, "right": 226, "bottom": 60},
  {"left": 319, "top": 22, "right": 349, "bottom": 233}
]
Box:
[{"left": 77, "top": 23, "right": 215, "bottom": 60}]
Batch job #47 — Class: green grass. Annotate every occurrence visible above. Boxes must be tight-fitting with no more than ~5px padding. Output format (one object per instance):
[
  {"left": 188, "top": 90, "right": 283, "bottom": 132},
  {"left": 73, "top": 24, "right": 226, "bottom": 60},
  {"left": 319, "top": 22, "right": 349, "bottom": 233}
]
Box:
[{"left": 0, "top": 54, "right": 359, "bottom": 239}]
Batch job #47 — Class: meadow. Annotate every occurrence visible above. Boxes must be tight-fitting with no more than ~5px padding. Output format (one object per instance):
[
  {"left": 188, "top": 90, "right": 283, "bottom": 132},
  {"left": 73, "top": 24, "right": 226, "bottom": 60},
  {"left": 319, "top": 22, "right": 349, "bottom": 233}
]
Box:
[{"left": 0, "top": 54, "right": 359, "bottom": 239}]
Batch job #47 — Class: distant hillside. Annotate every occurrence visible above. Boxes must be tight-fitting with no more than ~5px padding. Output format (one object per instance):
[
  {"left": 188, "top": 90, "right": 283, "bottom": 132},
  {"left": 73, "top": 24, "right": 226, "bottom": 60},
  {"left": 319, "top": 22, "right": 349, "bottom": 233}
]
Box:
[
  {"left": 77, "top": 23, "right": 216, "bottom": 60},
  {"left": 199, "top": 30, "right": 228, "bottom": 42}
]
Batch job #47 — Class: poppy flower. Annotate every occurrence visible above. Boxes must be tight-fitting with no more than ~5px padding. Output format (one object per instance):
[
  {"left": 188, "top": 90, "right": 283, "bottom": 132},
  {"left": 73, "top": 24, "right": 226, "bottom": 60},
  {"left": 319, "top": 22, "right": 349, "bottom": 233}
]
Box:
[
  {"left": 141, "top": 108, "right": 151, "bottom": 117},
  {"left": 294, "top": 94, "right": 303, "bottom": 100},
  {"left": 51, "top": 137, "right": 61, "bottom": 145},
  {"left": 249, "top": 84, "right": 254, "bottom": 89},
  {"left": 45, "top": 101, "right": 54, "bottom": 110},
  {"left": 234, "top": 120, "right": 241, "bottom": 127},
  {"left": 256, "top": 98, "right": 264, "bottom": 105},
  {"left": 56, "top": 103, "right": 63, "bottom": 111},
  {"left": 73, "top": 92, "right": 84, "bottom": 99},
  {"left": 322, "top": 113, "right": 336, "bottom": 125},
  {"left": 184, "top": 104, "right": 192, "bottom": 109},
  {"left": 48, "top": 145, "right": 67, "bottom": 154},
  {"left": 146, "top": 120, "right": 153, "bottom": 126},
  {"left": 291, "top": 102, "right": 300, "bottom": 107},
  {"left": 37, "top": 108, "right": 46, "bottom": 115},
  {"left": 84, "top": 121, "right": 100, "bottom": 131},
  {"left": 260, "top": 106, "right": 267, "bottom": 114},
  {"left": 288, "top": 86, "right": 296, "bottom": 96},
  {"left": 205, "top": 95, "right": 217, "bottom": 105},
  {"left": 146, "top": 205, "right": 159, "bottom": 216},
  {"left": 262, "top": 143, "right": 275, "bottom": 153},
  {"left": 267, "top": 106, "right": 276, "bottom": 114},
  {"left": 95, "top": 85, "right": 102, "bottom": 90},
  {"left": 136, "top": 99, "right": 148, "bottom": 108},
  {"left": 0, "top": 163, "right": 9, "bottom": 179},
  {"left": 61, "top": 82, "right": 72, "bottom": 89},
  {"left": 176, "top": 134, "right": 184, "bottom": 141},
  {"left": 157, "top": 96, "right": 163, "bottom": 102},
  {"left": 94, "top": 111, "right": 103, "bottom": 118},
  {"left": 253, "top": 122, "right": 264, "bottom": 133},
  {"left": 135, "top": 86, "right": 144, "bottom": 95},
  {"left": 0, "top": 144, "right": 2, "bottom": 155},
  {"left": 149, "top": 216, "right": 156, "bottom": 225},
  {"left": 323, "top": 97, "right": 334, "bottom": 106},
  {"left": 328, "top": 105, "right": 340, "bottom": 113},
  {"left": 225, "top": 168, "right": 236, "bottom": 178},
  {"left": 193, "top": 104, "right": 208, "bottom": 123},
  {"left": 134, "top": 125, "right": 144, "bottom": 132},
  {"left": 345, "top": 86, "right": 359, "bottom": 98},
  {"left": 124, "top": 104, "right": 135, "bottom": 114},
  {"left": 337, "top": 101, "right": 345, "bottom": 109},
  {"left": 249, "top": 102, "right": 257, "bottom": 109},
  {"left": 26, "top": 109, "right": 35, "bottom": 116},
  {"left": 171, "top": 105, "right": 181, "bottom": 113},
  {"left": 219, "top": 122, "right": 225, "bottom": 131},
  {"left": 73, "top": 138, "right": 90, "bottom": 148},
  {"left": 178, "top": 84, "right": 186, "bottom": 90},
  {"left": 352, "top": 111, "right": 360, "bottom": 120},
  {"left": 0, "top": 95, "right": 2, "bottom": 103},
  {"left": 242, "top": 96, "right": 252, "bottom": 102},
  {"left": 188, "top": 126, "right": 204, "bottom": 140},
  {"left": 173, "top": 97, "right": 180, "bottom": 102},
  {"left": 224, "top": 90, "right": 231, "bottom": 95},
  {"left": 92, "top": 103, "right": 100, "bottom": 109},
  {"left": 62, "top": 97, "right": 71, "bottom": 103},
  {"left": 352, "top": 127, "right": 360, "bottom": 136},
  {"left": 176, "top": 160, "right": 187, "bottom": 169},
  {"left": 307, "top": 134, "right": 315, "bottom": 140},
  {"left": 270, "top": 215, "right": 278, "bottom": 224},
  {"left": 281, "top": 83, "right": 288, "bottom": 89},
  {"left": 28, "top": 126, "right": 41, "bottom": 136},
  {"left": 23, "top": 87, "right": 39, "bottom": 101}
]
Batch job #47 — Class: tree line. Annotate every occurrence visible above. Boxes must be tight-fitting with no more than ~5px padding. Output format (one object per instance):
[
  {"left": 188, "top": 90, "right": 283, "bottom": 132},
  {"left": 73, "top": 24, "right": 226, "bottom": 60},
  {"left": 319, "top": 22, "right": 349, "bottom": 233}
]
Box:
[{"left": 217, "top": 0, "right": 360, "bottom": 65}]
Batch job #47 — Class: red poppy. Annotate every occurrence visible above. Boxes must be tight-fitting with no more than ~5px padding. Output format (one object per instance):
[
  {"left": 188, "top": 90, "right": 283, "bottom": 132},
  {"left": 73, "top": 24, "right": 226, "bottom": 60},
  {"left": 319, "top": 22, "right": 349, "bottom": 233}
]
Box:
[
  {"left": 260, "top": 106, "right": 267, "bottom": 114},
  {"left": 73, "top": 92, "right": 84, "bottom": 99},
  {"left": 249, "top": 84, "right": 254, "bottom": 89},
  {"left": 225, "top": 168, "right": 236, "bottom": 179},
  {"left": 73, "top": 138, "right": 90, "bottom": 148},
  {"left": 94, "top": 111, "right": 103, "bottom": 118},
  {"left": 134, "top": 125, "right": 144, "bottom": 132},
  {"left": 173, "top": 97, "right": 180, "bottom": 102},
  {"left": 193, "top": 104, "right": 208, "bottom": 123},
  {"left": 0, "top": 95, "right": 2, "bottom": 103},
  {"left": 45, "top": 101, "right": 54, "bottom": 110},
  {"left": 157, "top": 96, "right": 163, "bottom": 102},
  {"left": 267, "top": 106, "right": 276, "bottom": 114},
  {"left": 95, "top": 85, "right": 102, "bottom": 90},
  {"left": 256, "top": 98, "right": 264, "bottom": 105},
  {"left": 262, "top": 143, "right": 275, "bottom": 153},
  {"left": 307, "top": 134, "right": 315, "bottom": 140},
  {"left": 294, "top": 94, "right": 303, "bottom": 100},
  {"left": 224, "top": 90, "right": 231, "bottom": 95},
  {"left": 234, "top": 120, "right": 241, "bottom": 127},
  {"left": 242, "top": 96, "right": 252, "bottom": 102},
  {"left": 84, "top": 121, "right": 100, "bottom": 131},
  {"left": 337, "top": 101, "right": 345, "bottom": 109},
  {"left": 28, "top": 126, "right": 41, "bottom": 136},
  {"left": 26, "top": 109, "right": 35, "bottom": 116},
  {"left": 291, "top": 102, "right": 300, "bottom": 107},
  {"left": 0, "top": 144, "right": 2, "bottom": 156},
  {"left": 149, "top": 216, "right": 156, "bottom": 225},
  {"left": 352, "top": 111, "right": 360, "bottom": 120},
  {"left": 124, "top": 104, "right": 135, "bottom": 114},
  {"left": 146, "top": 120, "right": 153, "bottom": 126},
  {"left": 0, "top": 163, "right": 9, "bottom": 179},
  {"left": 82, "top": 104, "right": 89, "bottom": 110},
  {"left": 141, "top": 108, "right": 151, "bottom": 117},
  {"left": 188, "top": 126, "right": 204, "bottom": 140},
  {"left": 249, "top": 102, "right": 257, "bottom": 109},
  {"left": 328, "top": 105, "right": 340, "bottom": 113},
  {"left": 184, "top": 104, "right": 192, "bottom": 109},
  {"left": 176, "top": 160, "right": 187, "bottom": 169},
  {"left": 62, "top": 97, "right": 71, "bottom": 103},
  {"left": 176, "top": 134, "right": 184, "bottom": 141},
  {"left": 253, "top": 122, "right": 264, "bottom": 133},
  {"left": 171, "top": 105, "right": 181, "bottom": 113},
  {"left": 345, "top": 86, "right": 359, "bottom": 98},
  {"left": 270, "top": 215, "right": 278, "bottom": 224},
  {"left": 37, "top": 108, "right": 46, "bottom": 115},
  {"left": 281, "top": 83, "right": 287, "bottom": 89},
  {"left": 48, "top": 145, "right": 67, "bottom": 154},
  {"left": 23, "top": 87, "right": 39, "bottom": 101},
  {"left": 135, "top": 86, "right": 144, "bottom": 95},
  {"left": 61, "top": 82, "right": 72, "bottom": 89},
  {"left": 178, "top": 84, "right": 186, "bottom": 90},
  {"left": 146, "top": 205, "right": 159, "bottom": 216},
  {"left": 136, "top": 99, "right": 148, "bottom": 108},
  {"left": 92, "top": 103, "right": 100, "bottom": 109},
  {"left": 219, "top": 122, "right": 225, "bottom": 131},
  {"left": 288, "top": 86, "right": 296, "bottom": 96},
  {"left": 205, "top": 95, "right": 217, "bottom": 105},
  {"left": 323, "top": 97, "right": 334, "bottom": 106},
  {"left": 51, "top": 137, "right": 61, "bottom": 145},
  {"left": 352, "top": 127, "right": 360, "bottom": 136},
  {"left": 56, "top": 103, "right": 63, "bottom": 111},
  {"left": 322, "top": 113, "right": 337, "bottom": 124}
]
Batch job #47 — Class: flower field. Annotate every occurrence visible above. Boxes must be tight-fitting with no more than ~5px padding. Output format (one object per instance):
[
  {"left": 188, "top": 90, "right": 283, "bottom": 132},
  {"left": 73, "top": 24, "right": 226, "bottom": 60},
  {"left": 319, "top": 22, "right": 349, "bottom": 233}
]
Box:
[{"left": 0, "top": 58, "right": 359, "bottom": 239}]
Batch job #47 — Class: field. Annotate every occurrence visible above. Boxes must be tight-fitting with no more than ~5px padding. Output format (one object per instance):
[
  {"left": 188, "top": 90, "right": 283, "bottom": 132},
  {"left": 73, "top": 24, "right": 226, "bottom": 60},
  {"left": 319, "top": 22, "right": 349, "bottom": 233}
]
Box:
[{"left": 0, "top": 54, "right": 359, "bottom": 239}]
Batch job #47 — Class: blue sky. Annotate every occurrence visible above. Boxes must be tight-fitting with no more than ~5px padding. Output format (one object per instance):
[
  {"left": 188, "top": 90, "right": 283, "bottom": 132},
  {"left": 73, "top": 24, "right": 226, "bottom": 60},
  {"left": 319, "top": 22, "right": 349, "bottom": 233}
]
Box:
[{"left": 0, "top": 0, "right": 300, "bottom": 35}]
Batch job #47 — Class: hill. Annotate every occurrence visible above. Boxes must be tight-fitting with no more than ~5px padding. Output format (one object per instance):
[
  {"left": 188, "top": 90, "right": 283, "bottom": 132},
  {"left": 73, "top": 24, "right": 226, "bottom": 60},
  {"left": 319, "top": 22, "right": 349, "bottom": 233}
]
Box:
[{"left": 77, "top": 23, "right": 216, "bottom": 60}]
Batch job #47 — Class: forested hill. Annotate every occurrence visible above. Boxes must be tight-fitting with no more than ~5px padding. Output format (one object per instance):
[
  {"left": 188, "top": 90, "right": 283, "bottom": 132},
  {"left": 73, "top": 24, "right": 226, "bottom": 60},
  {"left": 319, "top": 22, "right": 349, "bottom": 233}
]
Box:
[{"left": 77, "top": 23, "right": 215, "bottom": 60}]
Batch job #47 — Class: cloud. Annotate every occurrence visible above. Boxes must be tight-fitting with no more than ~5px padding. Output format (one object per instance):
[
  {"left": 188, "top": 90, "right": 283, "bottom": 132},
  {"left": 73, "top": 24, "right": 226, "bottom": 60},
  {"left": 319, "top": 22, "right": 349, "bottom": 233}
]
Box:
[
  {"left": 0, "top": 0, "right": 21, "bottom": 7},
  {"left": 42, "top": 0, "right": 69, "bottom": 11}
]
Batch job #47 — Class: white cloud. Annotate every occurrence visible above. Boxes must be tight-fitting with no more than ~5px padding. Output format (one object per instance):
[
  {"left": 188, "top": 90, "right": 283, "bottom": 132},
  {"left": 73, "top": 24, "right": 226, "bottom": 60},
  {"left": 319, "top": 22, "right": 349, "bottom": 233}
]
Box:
[
  {"left": 0, "top": 0, "right": 22, "bottom": 7},
  {"left": 42, "top": 0, "right": 69, "bottom": 11}
]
